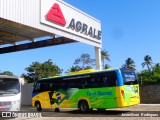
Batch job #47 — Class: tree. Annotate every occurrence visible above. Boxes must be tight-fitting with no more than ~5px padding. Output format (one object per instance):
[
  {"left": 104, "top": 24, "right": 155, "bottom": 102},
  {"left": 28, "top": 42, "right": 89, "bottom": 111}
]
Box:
[
  {"left": 138, "top": 69, "right": 158, "bottom": 85},
  {"left": 0, "top": 71, "right": 14, "bottom": 76},
  {"left": 142, "top": 55, "right": 153, "bottom": 71},
  {"left": 74, "top": 54, "right": 95, "bottom": 69},
  {"left": 22, "top": 59, "right": 63, "bottom": 83},
  {"left": 101, "top": 50, "right": 110, "bottom": 69},
  {"left": 104, "top": 64, "right": 110, "bottom": 69},
  {"left": 66, "top": 65, "right": 82, "bottom": 73},
  {"left": 123, "top": 58, "right": 136, "bottom": 70},
  {"left": 152, "top": 63, "right": 160, "bottom": 83},
  {"left": 137, "top": 63, "right": 160, "bottom": 85}
]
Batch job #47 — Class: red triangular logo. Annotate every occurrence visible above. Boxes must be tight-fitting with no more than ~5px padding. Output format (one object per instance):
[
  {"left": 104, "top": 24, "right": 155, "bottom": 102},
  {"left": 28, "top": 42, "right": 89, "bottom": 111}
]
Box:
[{"left": 46, "top": 3, "right": 66, "bottom": 26}]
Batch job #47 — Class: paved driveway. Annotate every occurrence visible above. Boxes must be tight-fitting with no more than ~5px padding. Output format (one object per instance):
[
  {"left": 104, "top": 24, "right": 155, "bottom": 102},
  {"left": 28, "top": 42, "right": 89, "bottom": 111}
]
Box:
[{"left": 2, "top": 104, "right": 160, "bottom": 120}]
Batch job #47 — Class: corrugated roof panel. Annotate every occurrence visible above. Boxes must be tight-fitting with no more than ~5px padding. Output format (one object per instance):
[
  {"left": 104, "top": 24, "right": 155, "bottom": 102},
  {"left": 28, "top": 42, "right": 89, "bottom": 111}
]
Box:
[{"left": 0, "top": 18, "right": 55, "bottom": 45}]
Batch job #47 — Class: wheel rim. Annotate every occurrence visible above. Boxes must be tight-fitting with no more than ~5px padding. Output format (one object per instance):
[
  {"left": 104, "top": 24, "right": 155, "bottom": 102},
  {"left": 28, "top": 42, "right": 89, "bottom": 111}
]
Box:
[
  {"left": 36, "top": 103, "right": 40, "bottom": 109},
  {"left": 81, "top": 103, "right": 87, "bottom": 111}
]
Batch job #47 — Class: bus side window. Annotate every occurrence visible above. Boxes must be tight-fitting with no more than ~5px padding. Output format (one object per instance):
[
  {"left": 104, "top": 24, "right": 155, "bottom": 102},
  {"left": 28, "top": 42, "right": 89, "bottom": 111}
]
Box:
[
  {"left": 61, "top": 80, "right": 69, "bottom": 90},
  {"left": 70, "top": 79, "right": 76, "bottom": 88},
  {"left": 75, "top": 79, "right": 82, "bottom": 88},
  {"left": 89, "top": 78, "right": 95, "bottom": 87},
  {"left": 103, "top": 77, "right": 108, "bottom": 86},
  {"left": 40, "top": 82, "right": 49, "bottom": 92},
  {"left": 107, "top": 72, "right": 117, "bottom": 87},
  {"left": 52, "top": 79, "right": 61, "bottom": 90},
  {"left": 81, "top": 79, "right": 88, "bottom": 88},
  {"left": 97, "top": 74, "right": 106, "bottom": 87},
  {"left": 33, "top": 83, "right": 40, "bottom": 92},
  {"left": 49, "top": 82, "right": 55, "bottom": 91}
]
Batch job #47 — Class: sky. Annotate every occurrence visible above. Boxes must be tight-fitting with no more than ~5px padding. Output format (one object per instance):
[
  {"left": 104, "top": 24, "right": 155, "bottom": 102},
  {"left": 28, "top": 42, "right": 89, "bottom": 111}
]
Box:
[{"left": 0, "top": 0, "right": 160, "bottom": 76}]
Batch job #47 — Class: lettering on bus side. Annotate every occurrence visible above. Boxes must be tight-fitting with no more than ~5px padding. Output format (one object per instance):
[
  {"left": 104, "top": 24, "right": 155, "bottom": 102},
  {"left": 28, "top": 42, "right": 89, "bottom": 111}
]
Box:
[
  {"left": 87, "top": 92, "right": 96, "bottom": 96},
  {"left": 87, "top": 91, "right": 112, "bottom": 96},
  {"left": 97, "top": 91, "right": 112, "bottom": 96}
]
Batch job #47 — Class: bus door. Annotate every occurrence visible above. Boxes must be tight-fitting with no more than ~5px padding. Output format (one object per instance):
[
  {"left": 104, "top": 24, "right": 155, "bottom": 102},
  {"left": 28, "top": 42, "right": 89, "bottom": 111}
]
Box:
[{"left": 33, "top": 81, "right": 51, "bottom": 108}]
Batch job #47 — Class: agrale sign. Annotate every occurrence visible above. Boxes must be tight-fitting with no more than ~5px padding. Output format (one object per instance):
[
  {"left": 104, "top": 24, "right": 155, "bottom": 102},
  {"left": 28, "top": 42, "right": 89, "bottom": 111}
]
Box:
[{"left": 45, "top": 3, "right": 102, "bottom": 40}]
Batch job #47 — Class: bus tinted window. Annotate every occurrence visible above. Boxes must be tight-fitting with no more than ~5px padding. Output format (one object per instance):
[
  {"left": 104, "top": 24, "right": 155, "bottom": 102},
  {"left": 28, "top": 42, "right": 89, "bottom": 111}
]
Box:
[
  {"left": 33, "top": 81, "right": 51, "bottom": 92},
  {"left": 61, "top": 71, "right": 117, "bottom": 89},
  {"left": 40, "top": 82, "right": 49, "bottom": 91},
  {"left": 34, "top": 83, "right": 40, "bottom": 92},
  {"left": 0, "top": 78, "right": 20, "bottom": 94},
  {"left": 121, "top": 69, "right": 138, "bottom": 85},
  {"left": 99, "top": 71, "right": 117, "bottom": 87},
  {"left": 33, "top": 71, "right": 118, "bottom": 92}
]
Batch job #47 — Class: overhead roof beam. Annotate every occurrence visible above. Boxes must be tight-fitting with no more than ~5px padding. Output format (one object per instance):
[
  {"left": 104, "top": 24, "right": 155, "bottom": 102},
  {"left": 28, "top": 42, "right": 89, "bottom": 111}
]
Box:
[
  {"left": 0, "top": 18, "right": 56, "bottom": 45},
  {"left": 0, "top": 39, "right": 14, "bottom": 45},
  {"left": 0, "top": 37, "right": 77, "bottom": 54},
  {"left": 0, "top": 18, "right": 55, "bottom": 38},
  {"left": 0, "top": 31, "right": 32, "bottom": 41}
]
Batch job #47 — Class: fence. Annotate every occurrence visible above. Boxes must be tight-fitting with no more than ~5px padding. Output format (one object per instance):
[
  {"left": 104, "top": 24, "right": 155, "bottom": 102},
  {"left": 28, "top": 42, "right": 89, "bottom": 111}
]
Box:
[{"left": 140, "top": 84, "right": 160, "bottom": 104}]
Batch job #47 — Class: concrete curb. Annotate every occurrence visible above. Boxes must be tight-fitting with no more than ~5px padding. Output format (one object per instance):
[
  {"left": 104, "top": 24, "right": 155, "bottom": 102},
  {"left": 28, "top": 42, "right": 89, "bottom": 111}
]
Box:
[{"left": 139, "top": 104, "right": 160, "bottom": 106}]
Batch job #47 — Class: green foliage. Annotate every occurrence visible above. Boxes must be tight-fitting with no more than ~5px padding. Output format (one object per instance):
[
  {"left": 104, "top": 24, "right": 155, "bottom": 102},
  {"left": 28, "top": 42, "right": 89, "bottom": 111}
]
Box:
[
  {"left": 138, "top": 64, "right": 160, "bottom": 85},
  {"left": 123, "top": 58, "right": 136, "bottom": 70},
  {"left": 0, "top": 71, "right": 14, "bottom": 76},
  {"left": 66, "top": 53, "right": 95, "bottom": 73},
  {"left": 104, "top": 64, "right": 110, "bottom": 69},
  {"left": 74, "top": 53, "right": 95, "bottom": 70},
  {"left": 22, "top": 59, "right": 63, "bottom": 83},
  {"left": 101, "top": 50, "right": 110, "bottom": 69},
  {"left": 142, "top": 55, "right": 153, "bottom": 71},
  {"left": 67, "top": 51, "right": 111, "bottom": 72},
  {"left": 66, "top": 65, "right": 82, "bottom": 73}
]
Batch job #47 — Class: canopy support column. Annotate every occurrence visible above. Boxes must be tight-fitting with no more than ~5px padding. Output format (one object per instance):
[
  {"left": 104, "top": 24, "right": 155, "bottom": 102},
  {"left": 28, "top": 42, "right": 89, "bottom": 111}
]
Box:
[{"left": 95, "top": 47, "right": 102, "bottom": 70}]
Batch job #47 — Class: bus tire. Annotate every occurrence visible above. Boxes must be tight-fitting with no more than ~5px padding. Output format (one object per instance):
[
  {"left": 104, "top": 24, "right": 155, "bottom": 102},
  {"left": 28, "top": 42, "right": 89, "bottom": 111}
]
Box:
[
  {"left": 35, "top": 102, "right": 42, "bottom": 111},
  {"left": 78, "top": 100, "right": 89, "bottom": 112},
  {"left": 55, "top": 108, "right": 60, "bottom": 112}
]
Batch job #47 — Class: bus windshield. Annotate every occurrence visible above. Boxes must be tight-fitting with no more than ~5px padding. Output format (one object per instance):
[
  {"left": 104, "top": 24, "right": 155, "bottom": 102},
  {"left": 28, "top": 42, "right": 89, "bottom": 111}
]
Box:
[
  {"left": 0, "top": 78, "right": 20, "bottom": 95},
  {"left": 120, "top": 69, "right": 138, "bottom": 85}
]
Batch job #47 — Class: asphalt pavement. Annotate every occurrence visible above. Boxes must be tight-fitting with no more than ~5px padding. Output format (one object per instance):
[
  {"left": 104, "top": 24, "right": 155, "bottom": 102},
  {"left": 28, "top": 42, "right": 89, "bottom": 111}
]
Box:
[{"left": 1, "top": 104, "right": 160, "bottom": 120}]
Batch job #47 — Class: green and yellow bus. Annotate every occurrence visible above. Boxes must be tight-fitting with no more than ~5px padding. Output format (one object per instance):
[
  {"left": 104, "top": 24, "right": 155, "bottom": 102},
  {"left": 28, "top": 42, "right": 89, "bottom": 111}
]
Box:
[{"left": 32, "top": 68, "right": 140, "bottom": 112}]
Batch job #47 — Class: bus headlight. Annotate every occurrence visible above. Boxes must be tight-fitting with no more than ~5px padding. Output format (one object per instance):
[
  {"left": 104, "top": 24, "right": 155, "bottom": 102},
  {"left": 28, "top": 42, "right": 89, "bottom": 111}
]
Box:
[
  {"left": 11, "top": 100, "right": 21, "bottom": 111},
  {"left": 13, "top": 100, "right": 20, "bottom": 104}
]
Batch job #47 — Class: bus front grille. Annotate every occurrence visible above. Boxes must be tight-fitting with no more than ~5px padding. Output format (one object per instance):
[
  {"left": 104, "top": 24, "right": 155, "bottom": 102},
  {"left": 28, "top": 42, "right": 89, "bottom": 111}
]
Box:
[{"left": 0, "top": 101, "right": 12, "bottom": 111}]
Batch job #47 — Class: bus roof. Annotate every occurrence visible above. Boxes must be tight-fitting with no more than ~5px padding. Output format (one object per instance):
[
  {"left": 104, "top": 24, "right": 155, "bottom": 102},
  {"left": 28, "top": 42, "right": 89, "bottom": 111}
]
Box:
[
  {"left": 41, "top": 68, "right": 119, "bottom": 80},
  {"left": 0, "top": 75, "right": 18, "bottom": 79}
]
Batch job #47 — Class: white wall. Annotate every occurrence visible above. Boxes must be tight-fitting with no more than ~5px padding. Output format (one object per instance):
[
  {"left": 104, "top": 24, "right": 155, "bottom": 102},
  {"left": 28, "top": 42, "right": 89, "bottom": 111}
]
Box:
[
  {"left": 21, "top": 83, "right": 34, "bottom": 105},
  {"left": 19, "top": 78, "right": 27, "bottom": 85}
]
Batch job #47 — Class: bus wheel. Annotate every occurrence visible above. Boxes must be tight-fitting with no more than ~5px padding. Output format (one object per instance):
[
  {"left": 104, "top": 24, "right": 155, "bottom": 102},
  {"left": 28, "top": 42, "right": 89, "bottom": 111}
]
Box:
[
  {"left": 55, "top": 108, "right": 60, "bottom": 112},
  {"left": 79, "top": 101, "right": 89, "bottom": 112},
  {"left": 35, "top": 102, "right": 42, "bottom": 111}
]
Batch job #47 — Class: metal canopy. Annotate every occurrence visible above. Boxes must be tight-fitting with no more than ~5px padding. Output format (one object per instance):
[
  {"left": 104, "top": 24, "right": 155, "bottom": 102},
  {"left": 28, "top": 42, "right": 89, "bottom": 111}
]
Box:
[
  {"left": 0, "top": 0, "right": 101, "bottom": 69},
  {"left": 0, "top": 18, "right": 76, "bottom": 54}
]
